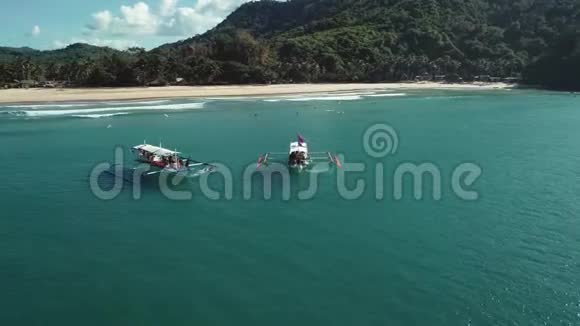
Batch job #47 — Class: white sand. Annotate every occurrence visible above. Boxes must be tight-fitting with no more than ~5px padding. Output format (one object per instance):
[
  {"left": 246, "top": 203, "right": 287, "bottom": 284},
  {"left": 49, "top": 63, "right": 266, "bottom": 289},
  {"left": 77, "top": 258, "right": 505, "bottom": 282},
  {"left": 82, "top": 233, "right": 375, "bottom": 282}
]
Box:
[{"left": 0, "top": 82, "right": 513, "bottom": 104}]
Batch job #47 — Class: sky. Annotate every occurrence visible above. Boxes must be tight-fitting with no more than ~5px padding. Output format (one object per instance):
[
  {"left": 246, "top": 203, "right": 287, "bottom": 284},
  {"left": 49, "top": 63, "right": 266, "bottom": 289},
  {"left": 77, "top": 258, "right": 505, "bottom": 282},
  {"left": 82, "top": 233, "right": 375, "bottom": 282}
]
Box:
[{"left": 0, "top": 0, "right": 253, "bottom": 50}]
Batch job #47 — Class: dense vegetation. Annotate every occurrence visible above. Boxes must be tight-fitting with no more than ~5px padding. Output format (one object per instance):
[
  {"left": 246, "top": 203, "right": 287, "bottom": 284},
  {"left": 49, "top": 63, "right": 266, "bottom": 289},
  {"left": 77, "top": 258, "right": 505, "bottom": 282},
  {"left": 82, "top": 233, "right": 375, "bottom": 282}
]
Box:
[
  {"left": 523, "top": 31, "right": 580, "bottom": 90},
  {"left": 1, "top": 0, "right": 579, "bottom": 89}
]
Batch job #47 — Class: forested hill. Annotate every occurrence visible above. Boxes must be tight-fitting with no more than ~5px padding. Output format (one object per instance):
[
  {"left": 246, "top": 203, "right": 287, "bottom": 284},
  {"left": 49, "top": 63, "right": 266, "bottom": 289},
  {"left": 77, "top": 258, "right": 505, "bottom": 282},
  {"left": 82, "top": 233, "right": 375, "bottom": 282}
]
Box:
[
  {"left": 523, "top": 31, "right": 580, "bottom": 90},
  {"left": 1, "top": 0, "right": 580, "bottom": 89}
]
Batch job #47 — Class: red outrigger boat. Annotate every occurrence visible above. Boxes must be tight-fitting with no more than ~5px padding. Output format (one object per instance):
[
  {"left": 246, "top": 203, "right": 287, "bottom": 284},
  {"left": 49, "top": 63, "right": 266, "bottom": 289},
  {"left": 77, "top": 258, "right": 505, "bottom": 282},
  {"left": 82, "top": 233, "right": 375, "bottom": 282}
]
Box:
[{"left": 132, "top": 143, "right": 215, "bottom": 176}]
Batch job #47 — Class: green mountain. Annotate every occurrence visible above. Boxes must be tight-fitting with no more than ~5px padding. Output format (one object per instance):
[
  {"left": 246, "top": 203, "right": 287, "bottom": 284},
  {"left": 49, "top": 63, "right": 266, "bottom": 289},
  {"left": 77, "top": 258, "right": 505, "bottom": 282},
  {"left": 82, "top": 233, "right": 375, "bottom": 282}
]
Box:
[
  {"left": 1, "top": 0, "right": 579, "bottom": 89},
  {"left": 0, "top": 44, "right": 122, "bottom": 64},
  {"left": 0, "top": 46, "right": 38, "bottom": 59},
  {"left": 0, "top": 43, "right": 128, "bottom": 84}
]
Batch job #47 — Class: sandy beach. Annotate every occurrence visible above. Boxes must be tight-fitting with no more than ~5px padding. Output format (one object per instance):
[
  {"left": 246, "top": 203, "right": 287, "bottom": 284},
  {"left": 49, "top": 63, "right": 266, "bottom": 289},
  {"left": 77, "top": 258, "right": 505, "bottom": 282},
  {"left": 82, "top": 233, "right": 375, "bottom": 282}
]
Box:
[{"left": 0, "top": 82, "right": 514, "bottom": 104}]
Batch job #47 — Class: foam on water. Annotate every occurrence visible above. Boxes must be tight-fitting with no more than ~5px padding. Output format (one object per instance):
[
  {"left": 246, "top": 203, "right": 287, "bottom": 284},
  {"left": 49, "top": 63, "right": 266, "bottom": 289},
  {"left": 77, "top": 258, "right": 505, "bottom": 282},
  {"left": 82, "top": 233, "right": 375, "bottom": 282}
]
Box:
[
  {"left": 5, "top": 103, "right": 96, "bottom": 109},
  {"left": 366, "top": 93, "right": 407, "bottom": 97},
  {"left": 207, "top": 91, "right": 378, "bottom": 102},
  {"left": 71, "top": 112, "right": 130, "bottom": 119},
  {"left": 4, "top": 102, "right": 205, "bottom": 118},
  {"left": 3, "top": 99, "right": 171, "bottom": 109},
  {"left": 324, "top": 91, "right": 377, "bottom": 96},
  {"left": 205, "top": 96, "right": 260, "bottom": 101},
  {"left": 100, "top": 100, "right": 171, "bottom": 106},
  {"left": 262, "top": 95, "right": 363, "bottom": 102},
  {"left": 287, "top": 95, "right": 363, "bottom": 101}
]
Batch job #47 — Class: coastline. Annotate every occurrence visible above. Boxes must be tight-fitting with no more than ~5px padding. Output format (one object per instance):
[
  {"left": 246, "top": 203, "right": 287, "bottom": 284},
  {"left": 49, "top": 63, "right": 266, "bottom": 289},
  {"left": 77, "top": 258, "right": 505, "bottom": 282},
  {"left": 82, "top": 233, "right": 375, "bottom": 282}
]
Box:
[{"left": 0, "top": 82, "right": 515, "bottom": 105}]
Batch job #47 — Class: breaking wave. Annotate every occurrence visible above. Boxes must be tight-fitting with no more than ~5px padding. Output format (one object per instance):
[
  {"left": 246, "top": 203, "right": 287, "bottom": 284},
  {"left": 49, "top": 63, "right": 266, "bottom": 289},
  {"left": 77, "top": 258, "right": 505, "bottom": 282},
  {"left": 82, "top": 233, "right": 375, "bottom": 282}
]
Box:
[
  {"left": 102, "top": 100, "right": 170, "bottom": 106},
  {"left": 324, "top": 91, "right": 377, "bottom": 96},
  {"left": 2, "top": 102, "right": 205, "bottom": 118},
  {"left": 71, "top": 112, "right": 130, "bottom": 119},
  {"left": 366, "top": 93, "right": 407, "bottom": 97},
  {"left": 264, "top": 95, "right": 363, "bottom": 102},
  {"left": 288, "top": 95, "right": 363, "bottom": 101},
  {"left": 3, "top": 99, "right": 170, "bottom": 109},
  {"left": 5, "top": 103, "right": 95, "bottom": 109},
  {"left": 262, "top": 91, "right": 407, "bottom": 102}
]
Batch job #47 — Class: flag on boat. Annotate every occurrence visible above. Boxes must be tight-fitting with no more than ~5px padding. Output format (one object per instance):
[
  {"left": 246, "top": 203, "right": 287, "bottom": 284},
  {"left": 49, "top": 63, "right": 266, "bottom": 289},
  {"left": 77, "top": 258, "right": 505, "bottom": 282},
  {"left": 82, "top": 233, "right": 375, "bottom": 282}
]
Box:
[{"left": 297, "top": 134, "right": 305, "bottom": 145}]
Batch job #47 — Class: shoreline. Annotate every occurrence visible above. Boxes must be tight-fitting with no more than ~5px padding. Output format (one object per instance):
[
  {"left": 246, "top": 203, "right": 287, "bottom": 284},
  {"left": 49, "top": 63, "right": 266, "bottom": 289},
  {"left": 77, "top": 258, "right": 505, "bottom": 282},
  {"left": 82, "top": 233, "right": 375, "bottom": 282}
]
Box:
[{"left": 0, "top": 82, "right": 515, "bottom": 105}]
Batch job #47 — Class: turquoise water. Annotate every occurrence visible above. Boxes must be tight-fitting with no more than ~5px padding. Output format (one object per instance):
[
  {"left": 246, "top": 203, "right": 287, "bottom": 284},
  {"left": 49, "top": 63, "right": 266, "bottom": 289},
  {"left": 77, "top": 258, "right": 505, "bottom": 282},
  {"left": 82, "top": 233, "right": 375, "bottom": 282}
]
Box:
[{"left": 1, "top": 90, "right": 580, "bottom": 325}]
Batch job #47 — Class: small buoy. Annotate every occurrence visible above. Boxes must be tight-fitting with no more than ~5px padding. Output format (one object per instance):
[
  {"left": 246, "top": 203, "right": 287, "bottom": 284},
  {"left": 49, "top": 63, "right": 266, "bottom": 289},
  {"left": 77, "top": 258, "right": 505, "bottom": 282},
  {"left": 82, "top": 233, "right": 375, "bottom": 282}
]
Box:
[
  {"left": 107, "top": 124, "right": 112, "bottom": 129},
  {"left": 164, "top": 114, "right": 169, "bottom": 118}
]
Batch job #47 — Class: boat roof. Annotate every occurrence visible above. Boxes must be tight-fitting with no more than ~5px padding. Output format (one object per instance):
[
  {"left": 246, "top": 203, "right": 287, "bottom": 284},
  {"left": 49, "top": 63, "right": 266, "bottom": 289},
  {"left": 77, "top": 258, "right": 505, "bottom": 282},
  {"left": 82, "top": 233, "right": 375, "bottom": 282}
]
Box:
[
  {"left": 133, "top": 144, "right": 181, "bottom": 156},
  {"left": 289, "top": 141, "right": 308, "bottom": 154}
]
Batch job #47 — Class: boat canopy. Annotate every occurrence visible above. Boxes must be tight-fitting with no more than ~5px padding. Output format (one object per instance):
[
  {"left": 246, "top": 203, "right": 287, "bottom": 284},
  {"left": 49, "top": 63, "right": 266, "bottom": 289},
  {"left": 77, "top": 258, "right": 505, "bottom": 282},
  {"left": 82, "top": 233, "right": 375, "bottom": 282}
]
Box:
[
  {"left": 289, "top": 141, "right": 308, "bottom": 154},
  {"left": 133, "top": 144, "right": 181, "bottom": 157}
]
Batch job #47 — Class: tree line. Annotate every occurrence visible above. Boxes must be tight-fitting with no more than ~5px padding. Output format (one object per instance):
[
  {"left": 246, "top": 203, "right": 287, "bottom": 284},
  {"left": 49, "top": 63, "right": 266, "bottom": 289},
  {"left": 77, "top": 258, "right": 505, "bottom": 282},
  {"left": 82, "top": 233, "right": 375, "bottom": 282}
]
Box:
[{"left": 0, "top": 0, "right": 579, "bottom": 89}]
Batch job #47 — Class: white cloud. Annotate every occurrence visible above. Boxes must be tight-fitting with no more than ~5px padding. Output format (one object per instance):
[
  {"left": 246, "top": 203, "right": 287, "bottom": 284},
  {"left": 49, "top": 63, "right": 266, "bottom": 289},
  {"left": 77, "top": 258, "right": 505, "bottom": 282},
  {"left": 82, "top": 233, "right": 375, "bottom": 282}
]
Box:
[
  {"left": 160, "top": 0, "right": 178, "bottom": 17},
  {"left": 87, "top": 0, "right": 253, "bottom": 38},
  {"left": 92, "top": 11, "right": 113, "bottom": 31},
  {"left": 32, "top": 25, "right": 41, "bottom": 37},
  {"left": 88, "top": 2, "right": 158, "bottom": 35},
  {"left": 195, "top": 0, "right": 248, "bottom": 15},
  {"left": 164, "top": 0, "right": 251, "bottom": 35},
  {"left": 53, "top": 38, "right": 140, "bottom": 50},
  {"left": 119, "top": 2, "right": 158, "bottom": 32},
  {"left": 160, "top": 7, "right": 223, "bottom": 36}
]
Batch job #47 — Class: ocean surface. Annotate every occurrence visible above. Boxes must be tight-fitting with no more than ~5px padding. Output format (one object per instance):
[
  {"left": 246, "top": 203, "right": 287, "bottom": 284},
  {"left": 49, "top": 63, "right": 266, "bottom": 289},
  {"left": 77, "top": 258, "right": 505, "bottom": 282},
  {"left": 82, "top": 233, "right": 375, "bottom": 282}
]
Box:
[{"left": 1, "top": 89, "right": 579, "bottom": 325}]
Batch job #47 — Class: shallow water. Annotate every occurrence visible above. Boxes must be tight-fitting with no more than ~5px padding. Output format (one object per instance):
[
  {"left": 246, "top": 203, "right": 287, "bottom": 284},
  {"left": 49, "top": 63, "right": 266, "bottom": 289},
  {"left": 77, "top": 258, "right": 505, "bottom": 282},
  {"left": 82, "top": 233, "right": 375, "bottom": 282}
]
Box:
[{"left": 1, "top": 89, "right": 579, "bottom": 325}]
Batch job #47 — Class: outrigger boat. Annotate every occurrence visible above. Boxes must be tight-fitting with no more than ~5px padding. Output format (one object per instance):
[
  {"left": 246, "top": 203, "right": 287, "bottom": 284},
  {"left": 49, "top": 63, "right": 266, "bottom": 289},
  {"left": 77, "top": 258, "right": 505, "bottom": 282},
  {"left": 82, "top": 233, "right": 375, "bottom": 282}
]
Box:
[
  {"left": 132, "top": 143, "right": 215, "bottom": 176},
  {"left": 256, "top": 134, "right": 342, "bottom": 171}
]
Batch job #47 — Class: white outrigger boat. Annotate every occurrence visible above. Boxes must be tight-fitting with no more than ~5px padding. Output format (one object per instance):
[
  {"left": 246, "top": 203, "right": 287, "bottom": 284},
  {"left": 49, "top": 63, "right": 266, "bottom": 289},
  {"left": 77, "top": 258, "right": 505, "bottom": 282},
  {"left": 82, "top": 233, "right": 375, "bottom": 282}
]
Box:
[
  {"left": 257, "top": 135, "right": 341, "bottom": 171},
  {"left": 132, "top": 143, "right": 215, "bottom": 176}
]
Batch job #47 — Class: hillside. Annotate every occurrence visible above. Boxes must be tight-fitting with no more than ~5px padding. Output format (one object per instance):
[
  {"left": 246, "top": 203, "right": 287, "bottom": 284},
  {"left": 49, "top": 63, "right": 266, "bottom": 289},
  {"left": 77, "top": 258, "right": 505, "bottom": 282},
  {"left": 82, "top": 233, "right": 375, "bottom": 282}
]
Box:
[
  {"left": 523, "top": 31, "right": 580, "bottom": 90},
  {"left": 1, "top": 0, "right": 579, "bottom": 88},
  {"left": 151, "top": 0, "right": 579, "bottom": 84},
  {"left": 0, "top": 44, "right": 129, "bottom": 85}
]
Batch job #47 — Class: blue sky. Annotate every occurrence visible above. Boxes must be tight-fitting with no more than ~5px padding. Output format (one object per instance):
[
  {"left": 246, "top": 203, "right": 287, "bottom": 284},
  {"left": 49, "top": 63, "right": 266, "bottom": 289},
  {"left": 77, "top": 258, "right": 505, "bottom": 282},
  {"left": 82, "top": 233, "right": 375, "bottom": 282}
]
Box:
[{"left": 0, "top": 0, "right": 251, "bottom": 50}]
